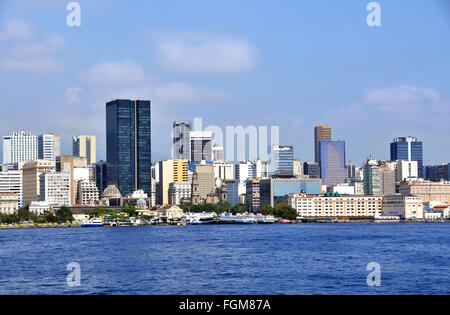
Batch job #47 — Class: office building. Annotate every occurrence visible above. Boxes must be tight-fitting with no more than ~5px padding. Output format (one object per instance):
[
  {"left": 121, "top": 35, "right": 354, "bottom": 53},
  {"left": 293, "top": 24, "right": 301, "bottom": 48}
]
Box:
[
  {"left": 396, "top": 160, "right": 418, "bottom": 182},
  {"left": 363, "top": 159, "right": 380, "bottom": 196},
  {"left": 0, "top": 169, "right": 23, "bottom": 207},
  {"left": 73, "top": 135, "right": 97, "bottom": 165},
  {"left": 3, "top": 131, "right": 38, "bottom": 164},
  {"left": 251, "top": 159, "right": 268, "bottom": 179},
  {"left": 314, "top": 125, "right": 332, "bottom": 163},
  {"left": 56, "top": 155, "right": 87, "bottom": 206},
  {"left": 425, "top": 163, "right": 450, "bottom": 182},
  {"left": 22, "top": 160, "right": 56, "bottom": 206},
  {"left": 168, "top": 182, "right": 191, "bottom": 206},
  {"left": 172, "top": 121, "right": 191, "bottom": 160},
  {"left": 213, "top": 162, "right": 234, "bottom": 182},
  {"left": 399, "top": 180, "right": 450, "bottom": 205},
  {"left": 319, "top": 141, "right": 346, "bottom": 187},
  {"left": 293, "top": 159, "right": 304, "bottom": 177},
  {"left": 303, "top": 162, "right": 320, "bottom": 179},
  {"left": 77, "top": 180, "right": 99, "bottom": 205},
  {"left": 106, "top": 99, "right": 152, "bottom": 196},
  {"left": 38, "top": 134, "right": 60, "bottom": 161},
  {"left": 212, "top": 146, "right": 224, "bottom": 162},
  {"left": 190, "top": 131, "right": 212, "bottom": 163},
  {"left": 191, "top": 164, "right": 215, "bottom": 203},
  {"left": 39, "top": 171, "right": 71, "bottom": 207},
  {"left": 159, "top": 159, "right": 189, "bottom": 205},
  {"left": 390, "top": 136, "right": 423, "bottom": 178},
  {"left": 246, "top": 179, "right": 261, "bottom": 212},
  {"left": 94, "top": 160, "right": 108, "bottom": 196},
  {"left": 272, "top": 145, "right": 294, "bottom": 177}
]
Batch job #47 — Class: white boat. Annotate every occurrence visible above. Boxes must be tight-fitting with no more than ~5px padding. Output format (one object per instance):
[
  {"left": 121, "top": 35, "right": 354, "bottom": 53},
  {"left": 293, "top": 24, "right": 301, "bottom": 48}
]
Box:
[
  {"left": 81, "top": 219, "right": 104, "bottom": 227},
  {"left": 219, "top": 214, "right": 256, "bottom": 224},
  {"left": 254, "top": 215, "right": 276, "bottom": 224}
]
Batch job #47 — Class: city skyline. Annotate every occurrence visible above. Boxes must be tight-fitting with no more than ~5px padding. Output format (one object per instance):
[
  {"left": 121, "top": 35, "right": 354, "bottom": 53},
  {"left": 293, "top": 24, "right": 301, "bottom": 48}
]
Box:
[{"left": 0, "top": 0, "right": 449, "bottom": 165}]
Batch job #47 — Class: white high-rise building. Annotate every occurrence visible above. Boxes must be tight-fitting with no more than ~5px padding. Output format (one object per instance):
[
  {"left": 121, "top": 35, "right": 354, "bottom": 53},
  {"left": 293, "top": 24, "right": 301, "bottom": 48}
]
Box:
[
  {"left": 77, "top": 180, "right": 99, "bottom": 205},
  {"left": 235, "top": 161, "right": 253, "bottom": 182},
  {"left": 39, "top": 171, "right": 71, "bottom": 207},
  {"left": 38, "top": 134, "right": 60, "bottom": 161},
  {"left": 396, "top": 160, "right": 418, "bottom": 182},
  {"left": 251, "top": 159, "right": 268, "bottom": 179},
  {"left": 0, "top": 170, "right": 23, "bottom": 207},
  {"left": 213, "top": 162, "right": 234, "bottom": 181},
  {"left": 168, "top": 182, "right": 191, "bottom": 206},
  {"left": 212, "top": 146, "right": 224, "bottom": 162},
  {"left": 3, "top": 131, "right": 38, "bottom": 164}
]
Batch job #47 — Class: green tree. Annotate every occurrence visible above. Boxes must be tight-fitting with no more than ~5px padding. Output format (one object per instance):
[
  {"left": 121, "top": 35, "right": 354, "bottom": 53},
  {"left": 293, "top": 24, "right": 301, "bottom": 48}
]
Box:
[
  {"left": 216, "top": 201, "right": 231, "bottom": 214},
  {"left": 259, "top": 204, "right": 274, "bottom": 215},
  {"left": 273, "top": 203, "right": 297, "bottom": 220},
  {"left": 17, "top": 206, "right": 31, "bottom": 221},
  {"left": 55, "top": 207, "right": 74, "bottom": 222},
  {"left": 122, "top": 206, "right": 137, "bottom": 217},
  {"left": 90, "top": 208, "right": 115, "bottom": 218},
  {"left": 231, "top": 204, "right": 248, "bottom": 215}
]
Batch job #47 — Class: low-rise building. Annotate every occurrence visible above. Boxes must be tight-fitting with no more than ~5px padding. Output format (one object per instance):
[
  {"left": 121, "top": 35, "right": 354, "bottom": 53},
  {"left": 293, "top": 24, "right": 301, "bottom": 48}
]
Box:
[
  {"left": 289, "top": 193, "right": 382, "bottom": 218},
  {"left": 382, "top": 194, "right": 424, "bottom": 219},
  {"left": 0, "top": 192, "right": 19, "bottom": 215},
  {"left": 29, "top": 201, "right": 51, "bottom": 215}
]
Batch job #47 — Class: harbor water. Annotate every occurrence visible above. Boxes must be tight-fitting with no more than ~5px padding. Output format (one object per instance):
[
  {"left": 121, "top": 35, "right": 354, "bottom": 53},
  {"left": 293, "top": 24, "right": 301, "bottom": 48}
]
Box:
[{"left": 0, "top": 223, "right": 449, "bottom": 294}]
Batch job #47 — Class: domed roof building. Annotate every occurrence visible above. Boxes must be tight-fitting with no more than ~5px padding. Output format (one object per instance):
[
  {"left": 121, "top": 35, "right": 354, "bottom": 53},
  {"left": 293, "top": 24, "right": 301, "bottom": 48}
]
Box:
[
  {"left": 102, "top": 185, "right": 122, "bottom": 199},
  {"left": 136, "top": 198, "right": 147, "bottom": 208}
]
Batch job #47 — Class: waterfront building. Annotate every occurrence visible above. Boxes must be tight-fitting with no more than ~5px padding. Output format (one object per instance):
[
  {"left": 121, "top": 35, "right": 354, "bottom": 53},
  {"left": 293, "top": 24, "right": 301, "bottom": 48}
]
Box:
[
  {"left": 39, "top": 171, "right": 71, "bottom": 207},
  {"left": 398, "top": 180, "right": 450, "bottom": 205},
  {"left": 314, "top": 125, "right": 332, "bottom": 163},
  {"left": 0, "top": 192, "right": 19, "bottom": 215},
  {"left": 168, "top": 182, "right": 191, "bottom": 206},
  {"left": 319, "top": 141, "right": 346, "bottom": 187},
  {"left": 159, "top": 159, "right": 189, "bottom": 205},
  {"left": 29, "top": 201, "right": 51, "bottom": 215},
  {"left": 272, "top": 145, "right": 294, "bottom": 177},
  {"left": 289, "top": 193, "right": 382, "bottom": 218},
  {"left": 212, "top": 146, "right": 224, "bottom": 162},
  {"left": 382, "top": 194, "right": 424, "bottom": 219},
  {"left": 22, "top": 160, "right": 56, "bottom": 206},
  {"left": 173, "top": 121, "right": 191, "bottom": 160},
  {"left": 390, "top": 136, "right": 423, "bottom": 178},
  {"left": 3, "top": 131, "right": 38, "bottom": 164},
  {"left": 77, "top": 180, "right": 99, "bottom": 205},
  {"left": 0, "top": 169, "right": 23, "bottom": 207},
  {"left": 190, "top": 131, "right": 212, "bottom": 163},
  {"left": 100, "top": 185, "right": 122, "bottom": 206},
  {"left": 106, "top": 99, "right": 152, "bottom": 197},
  {"left": 303, "top": 161, "right": 320, "bottom": 179},
  {"left": 56, "top": 156, "right": 87, "bottom": 206},
  {"left": 38, "top": 134, "right": 60, "bottom": 161},
  {"left": 73, "top": 135, "right": 96, "bottom": 165},
  {"left": 259, "top": 177, "right": 322, "bottom": 207}
]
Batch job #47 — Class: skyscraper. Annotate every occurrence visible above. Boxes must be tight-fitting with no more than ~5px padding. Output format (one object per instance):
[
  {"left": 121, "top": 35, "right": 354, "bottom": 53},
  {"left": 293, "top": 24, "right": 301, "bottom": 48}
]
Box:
[
  {"left": 319, "top": 141, "right": 346, "bottom": 187},
  {"left": 38, "top": 134, "right": 60, "bottom": 161},
  {"left": 390, "top": 136, "right": 423, "bottom": 178},
  {"left": 106, "top": 99, "right": 151, "bottom": 197},
  {"left": 3, "top": 131, "right": 38, "bottom": 164},
  {"left": 173, "top": 121, "right": 191, "bottom": 160},
  {"left": 314, "top": 125, "right": 332, "bottom": 163},
  {"left": 190, "top": 131, "right": 212, "bottom": 163},
  {"left": 272, "top": 145, "right": 294, "bottom": 177},
  {"left": 73, "top": 135, "right": 97, "bottom": 165}
]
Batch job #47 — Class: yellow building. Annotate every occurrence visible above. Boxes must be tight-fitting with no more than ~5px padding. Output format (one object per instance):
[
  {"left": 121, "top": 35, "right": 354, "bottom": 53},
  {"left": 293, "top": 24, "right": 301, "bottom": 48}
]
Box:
[
  {"left": 22, "top": 160, "right": 56, "bottom": 206},
  {"left": 72, "top": 135, "right": 96, "bottom": 165},
  {"left": 0, "top": 192, "right": 19, "bottom": 215},
  {"left": 159, "top": 160, "right": 188, "bottom": 205},
  {"left": 399, "top": 181, "right": 450, "bottom": 205}
]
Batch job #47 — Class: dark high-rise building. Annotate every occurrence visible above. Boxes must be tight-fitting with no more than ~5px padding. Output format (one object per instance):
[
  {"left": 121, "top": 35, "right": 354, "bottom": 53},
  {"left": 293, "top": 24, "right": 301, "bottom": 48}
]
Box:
[
  {"left": 390, "top": 136, "right": 423, "bottom": 178},
  {"left": 106, "top": 99, "right": 151, "bottom": 196},
  {"left": 173, "top": 121, "right": 191, "bottom": 160},
  {"left": 303, "top": 161, "right": 320, "bottom": 179},
  {"left": 314, "top": 125, "right": 332, "bottom": 163},
  {"left": 94, "top": 160, "right": 108, "bottom": 195},
  {"left": 319, "top": 141, "right": 346, "bottom": 187}
]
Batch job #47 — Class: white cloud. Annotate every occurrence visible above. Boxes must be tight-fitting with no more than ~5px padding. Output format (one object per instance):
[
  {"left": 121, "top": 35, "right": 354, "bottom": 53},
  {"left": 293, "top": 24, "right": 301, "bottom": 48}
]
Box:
[
  {"left": 157, "top": 37, "right": 257, "bottom": 75},
  {"left": 79, "top": 60, "right": 148, "bottom": 86},
  {"left": 0, "top": 20, "right": 64, "bottom": 74},
  {"left": 66, "top": 87, "right": 82, "bottom": 103}
]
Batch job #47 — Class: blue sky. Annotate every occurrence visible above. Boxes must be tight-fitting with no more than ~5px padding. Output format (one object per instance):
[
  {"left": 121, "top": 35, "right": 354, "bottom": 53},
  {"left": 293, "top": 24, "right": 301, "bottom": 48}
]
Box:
[{"left": 0, "top": 0, "right": 449, "bottom": 165}]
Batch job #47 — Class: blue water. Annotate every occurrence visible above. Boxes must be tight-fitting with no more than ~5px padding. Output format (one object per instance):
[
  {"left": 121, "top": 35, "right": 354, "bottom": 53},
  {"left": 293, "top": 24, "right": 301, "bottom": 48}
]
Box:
[{"left": 0, "top": 224, "right": 449, "bottom": 295}]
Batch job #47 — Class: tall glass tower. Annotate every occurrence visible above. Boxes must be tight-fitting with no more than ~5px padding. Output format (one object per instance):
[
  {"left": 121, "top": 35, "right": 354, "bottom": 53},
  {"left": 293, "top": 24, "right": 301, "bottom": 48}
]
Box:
[
  {"left": 390, "top": 137, "right": 423, "bottom": 178},
  {"left": 272, "top": 145, "right": 294, "bottom": 177},
  {"left": 319, "top": 141, "right": 346, "bottom": 187},
  {"left": 106, "top": 99, "right": 151, "bottom": 196},
  {"left": 172, "top": 121, "right": 191, "bottom": 160}
]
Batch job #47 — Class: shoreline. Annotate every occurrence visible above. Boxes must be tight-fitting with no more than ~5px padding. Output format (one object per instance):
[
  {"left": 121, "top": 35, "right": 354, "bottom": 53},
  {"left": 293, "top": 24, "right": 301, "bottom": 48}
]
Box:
[{"left": 1, "top": 221, "right": 449, "bottom": 230}]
